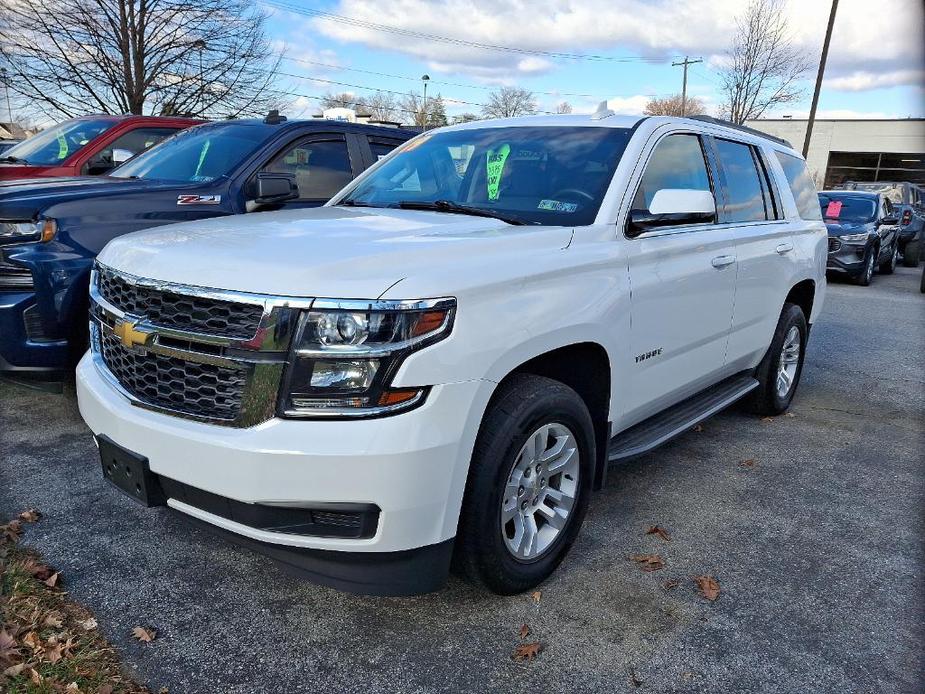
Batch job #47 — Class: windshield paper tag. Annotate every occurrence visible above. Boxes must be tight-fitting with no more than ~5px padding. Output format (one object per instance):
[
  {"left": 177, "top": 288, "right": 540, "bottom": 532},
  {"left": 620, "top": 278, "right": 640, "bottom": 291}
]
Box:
[
  {"left": 177, "top": 194, "right": 221, "bottom": 205},
  {"left": 56, "top": 133, "right": 68, "bottom": 160},
  {"left": 538, "top": 199, "right": 578, "bottom": 213},
  {"left": 486, "top": 144, "right": 511, "bottom": 201},
  {"left": 825, "top": 200, "right": 842, "bottom": 218}
]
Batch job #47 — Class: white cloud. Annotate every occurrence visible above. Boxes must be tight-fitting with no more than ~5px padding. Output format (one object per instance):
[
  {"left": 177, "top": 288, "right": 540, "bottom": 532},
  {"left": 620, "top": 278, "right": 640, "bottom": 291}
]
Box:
[
  {"left": 825, "top": 69, "right": 925, "bottom": 92},
  {"left": 312, "top": 0, "right": 923, "bottom": 90}
]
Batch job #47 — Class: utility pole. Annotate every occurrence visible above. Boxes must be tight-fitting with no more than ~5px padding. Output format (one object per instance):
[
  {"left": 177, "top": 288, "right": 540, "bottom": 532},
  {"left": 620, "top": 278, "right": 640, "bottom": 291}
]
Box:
[
  {"left": 0, "top": 68, "right": 11, "bottom": 124},
  {"left": 672, "top": 56, "right": 703, "bottom": 117},
  {"left": 803, "top": 0, "right": 839, "bottom": 158},
  {"left": 421, "top": 74, "right": 430, "bottom": 130}
]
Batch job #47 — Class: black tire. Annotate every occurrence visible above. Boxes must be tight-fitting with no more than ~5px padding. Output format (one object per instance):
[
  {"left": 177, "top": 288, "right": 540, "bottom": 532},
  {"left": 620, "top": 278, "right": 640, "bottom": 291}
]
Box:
[
  {"left": 879, "top": 241, "right": 898, "bottom": 274},
  {"left": 854, "top": 248, "right": 876, "bottom": 286},
  {"left": 903, "top": 239, "right": 921, "bottom": 267},
  {"left": 920, "top": 265, "right": 925, "bottom": 293},
  {"left": 455, "top": 374, "right": 595, "bottom": 594},
  {"left": 745, "top": 303, "right": 808, "bottom": 416}
]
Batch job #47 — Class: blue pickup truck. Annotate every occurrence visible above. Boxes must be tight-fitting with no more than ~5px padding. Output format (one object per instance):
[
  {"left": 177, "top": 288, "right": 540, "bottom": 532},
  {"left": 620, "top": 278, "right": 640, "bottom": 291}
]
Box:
[{"left": 0, "top": 113, "right": 415, "bottom": 379}]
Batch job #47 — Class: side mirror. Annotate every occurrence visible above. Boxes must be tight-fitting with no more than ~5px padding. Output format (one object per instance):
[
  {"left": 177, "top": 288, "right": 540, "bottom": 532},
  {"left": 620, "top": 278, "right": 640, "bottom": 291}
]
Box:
[
  {"left": 111, "top": 148, "right": 134, "bottom": 166},
  {"left": 626, "top": 189, "right": 716, "bottom": 237},
  {"left": 254, "top": 172, "right": 299, "bottom": 204},
  {"left": 879, "top": 216, "right": 898, "bottom": 226}
]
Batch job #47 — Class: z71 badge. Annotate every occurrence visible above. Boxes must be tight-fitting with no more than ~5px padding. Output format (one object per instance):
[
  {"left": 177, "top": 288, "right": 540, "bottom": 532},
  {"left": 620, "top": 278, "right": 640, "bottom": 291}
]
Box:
[{"left": 177, "top": 194, "right": 221, "bottom": 205}]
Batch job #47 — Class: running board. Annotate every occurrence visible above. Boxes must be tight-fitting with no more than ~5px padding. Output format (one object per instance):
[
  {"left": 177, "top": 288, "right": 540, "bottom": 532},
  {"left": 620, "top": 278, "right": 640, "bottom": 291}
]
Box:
[{"left": 608, "top": 373, "right": 759, "bottom": 462}]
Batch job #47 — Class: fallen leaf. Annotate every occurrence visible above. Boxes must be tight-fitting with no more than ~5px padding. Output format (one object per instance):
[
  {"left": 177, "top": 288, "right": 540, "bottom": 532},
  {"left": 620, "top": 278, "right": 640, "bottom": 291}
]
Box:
[
  {"left": 785, "top": 412, "right": 796, "bottom": 418},
  {"left": 3, "top": 663, "right": 27, "bottom": 677},
  {"left": 739, "top": 458, "right": 757, "bottom": 468},
  {"left": 45, "top": 642, "right": 64, "bottom": 664},
  {"left": 512, "top": 642, "right": 541, "bottom": 662},
  {"left": 80, "top": 618, "right": 98, "bottom": 631},
  {"left": 682, "top": 671, "right": 695, "bottom": 681},
  {"left": 21, "top": 558, "right": 54, "bottom": 581},
  {"left": 22, "top": 631, "right": 41, "bottom": 652},
  {"left": 29, "top": 667, "right": 41, "bottom": 685},
  {"left": 44, "top": 572, "right": 60, "bottom": 588},
  {"left": 518, "top": 624, "right": 530, "bottom": 640},
  {"left": 66, "top": 683, "right": 81, "bottom": 693},
  {"left": 694, "top": 575, "right": 721, "bottom": 601},
  {"left": 18, "top": 509, "right": 41, "bottom": 523},
  {"left": 761, "top": 416, "right": 775, "bottom": 423},
  {"left": 662, "top": 579, "right": 680, "bottom": 590},
  {"left": 98, "top": 685, "right": 115, "bottom": 694},
  {"left": 630, "top": 553, "right": 665, "bottom": 572},
  {"left": 42, "top": 612, "right": 64, "bottom": 629},
  {"left": 1, "top": 520, "right": 22, "bottom": 543},
  {"left": 158, "top": 688, "right": 169, "bottom": 694},
  {"left": 0, "top": 630, "right": 18, "bottom": 664},
  {"left": 132, "top": 626, "right": 156, "bottom": 643},
  {"left": 627, "top": 667, "right": 644, "bottom": 687},
  {"left": 530, "top": 591, "right": 541, "bottom": 604},
  {"left": 646, "top": 525, "right": 671, "bottom": 542},
  {"left": 691, "top": 424, "right": 703, "bottom": 432}
]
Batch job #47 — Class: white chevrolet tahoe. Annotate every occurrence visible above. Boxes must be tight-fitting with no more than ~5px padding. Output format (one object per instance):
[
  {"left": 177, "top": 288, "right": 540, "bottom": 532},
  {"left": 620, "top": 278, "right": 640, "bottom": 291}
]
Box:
[{"left": 76, "top": 109, "right": 827, "bottom": 596}]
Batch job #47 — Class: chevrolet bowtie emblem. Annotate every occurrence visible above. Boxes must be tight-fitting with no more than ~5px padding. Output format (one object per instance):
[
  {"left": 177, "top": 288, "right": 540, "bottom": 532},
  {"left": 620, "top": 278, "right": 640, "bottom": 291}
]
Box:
[{"left": 113, "top": 318, "right": 153, "bottom": 350}]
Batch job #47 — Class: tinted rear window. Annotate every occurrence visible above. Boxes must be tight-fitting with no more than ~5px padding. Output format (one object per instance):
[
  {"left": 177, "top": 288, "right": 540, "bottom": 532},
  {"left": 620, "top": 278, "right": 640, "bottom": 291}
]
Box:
[{"left": 776, "top": 152, "right": 822, "bottom": 220}]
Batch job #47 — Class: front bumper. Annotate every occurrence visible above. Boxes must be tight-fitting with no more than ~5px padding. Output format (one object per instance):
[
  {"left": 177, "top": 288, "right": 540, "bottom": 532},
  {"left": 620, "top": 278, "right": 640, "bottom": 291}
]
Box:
[
  {"left": 826, "top": 240, "right": 868, "bottom": 274},
  {"left": 0, "top": 291, "right": 68, "bottom": 373},
  {"left": 76, "top": 353, "right": 493, "bottom": 594}
]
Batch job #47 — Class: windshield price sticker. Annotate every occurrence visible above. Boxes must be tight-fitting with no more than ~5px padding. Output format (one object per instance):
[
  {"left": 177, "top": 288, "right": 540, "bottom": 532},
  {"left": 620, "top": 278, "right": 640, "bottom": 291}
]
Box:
[
  {"left": 56, "top": 133, "right": 69, "bottom": 160},
  {"left": 538, "top": 199, "right": 578, "bottom": 213},
  {"left": 177, "top": 194, "right": 221, "bottom": 205},
  {"left": 486, "top": 144, "right": 511, "bottom": 201},
  {"left": 825, "top": 200, "right": 842, "bottom": 218}
]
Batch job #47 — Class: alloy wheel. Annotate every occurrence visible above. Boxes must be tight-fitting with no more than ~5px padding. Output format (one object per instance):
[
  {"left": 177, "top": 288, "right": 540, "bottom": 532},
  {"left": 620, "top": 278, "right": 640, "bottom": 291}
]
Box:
[
  {"left": 501, "top": 423, "right": 579, "bottom": 561},
  {"left": 776, "top": 325, "right": 801, "bottom": 398}
]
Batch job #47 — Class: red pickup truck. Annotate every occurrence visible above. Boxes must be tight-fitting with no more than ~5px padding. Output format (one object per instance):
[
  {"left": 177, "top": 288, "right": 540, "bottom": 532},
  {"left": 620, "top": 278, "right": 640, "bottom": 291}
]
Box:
[{"left": 0, "top": 114, "right": 202, "bottom": 180}]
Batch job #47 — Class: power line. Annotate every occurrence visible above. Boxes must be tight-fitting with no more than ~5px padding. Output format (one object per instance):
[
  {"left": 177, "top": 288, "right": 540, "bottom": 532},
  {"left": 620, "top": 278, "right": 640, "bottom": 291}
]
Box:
[
  {"left": 263, "top": 1, "right": 680, "bottom": 64},
  {"left": 671, "top": 56, "right": 703, "bottom": 116}
]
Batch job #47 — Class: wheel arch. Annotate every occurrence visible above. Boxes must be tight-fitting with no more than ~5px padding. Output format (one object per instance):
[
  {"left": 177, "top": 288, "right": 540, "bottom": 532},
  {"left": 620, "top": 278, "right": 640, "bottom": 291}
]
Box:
[{"left": 785, "top": 278, "right": 816, "bottom": 325}]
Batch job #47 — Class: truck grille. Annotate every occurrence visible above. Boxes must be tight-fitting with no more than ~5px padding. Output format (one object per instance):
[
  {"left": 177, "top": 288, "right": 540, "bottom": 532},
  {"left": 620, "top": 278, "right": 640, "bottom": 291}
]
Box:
[
  {"left": 97, "top": 266, "right": 264, "bottom": 339},
  {"left": 0, "top": 258, "right": 33, "bottom": 291},
  {"left": 99, "top": 329, "right": 247, "bottom": 421},
  {"left": 828, "top": 237, "right": 842, "bottom": 253}
]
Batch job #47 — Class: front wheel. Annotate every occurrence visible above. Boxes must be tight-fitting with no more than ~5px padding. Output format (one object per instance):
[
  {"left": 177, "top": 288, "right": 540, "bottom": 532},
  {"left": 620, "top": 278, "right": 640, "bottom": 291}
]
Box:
[
  {"left": 746, "top": 303, "right": 808, "bottom": 416},
  {"left": 879, "top": 241, "right": 898, "bottom": 274},
  {"left": 455, "top": 374, "right": 594, "bottom": 594},
  {"left": 855, "top": 249, "right": 876, "bottom": 286},
  {"left": 902, "top": 238, "right": 921, "bottom": 267}
]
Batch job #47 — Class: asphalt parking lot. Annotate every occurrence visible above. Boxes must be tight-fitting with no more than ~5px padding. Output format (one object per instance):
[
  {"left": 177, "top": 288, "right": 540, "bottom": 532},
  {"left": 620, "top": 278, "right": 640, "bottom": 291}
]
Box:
[{"left": 1, "top": 266, "right": 923, "bottom": 694}]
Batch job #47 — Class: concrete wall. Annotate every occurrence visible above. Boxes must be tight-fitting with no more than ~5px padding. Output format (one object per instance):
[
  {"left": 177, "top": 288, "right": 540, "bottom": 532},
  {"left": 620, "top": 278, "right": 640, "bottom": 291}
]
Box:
[{"left": 745, "top": 119, "right": 925, "bottom": 184}]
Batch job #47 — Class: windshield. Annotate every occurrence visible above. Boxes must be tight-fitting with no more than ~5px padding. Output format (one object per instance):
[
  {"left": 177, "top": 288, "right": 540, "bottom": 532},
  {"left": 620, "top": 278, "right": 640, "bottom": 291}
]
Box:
[
  {"left": 338, "top": 126, "right": 633, "bottom": 226},
  {"left": 2, "top": 118, "right": 114, "bottom": 165},
  {"left": 111, "top": 124, "right": 267, "bottom": 183},
  {"left": 819, "top": 194, "right": 877, "bottom": 223}
]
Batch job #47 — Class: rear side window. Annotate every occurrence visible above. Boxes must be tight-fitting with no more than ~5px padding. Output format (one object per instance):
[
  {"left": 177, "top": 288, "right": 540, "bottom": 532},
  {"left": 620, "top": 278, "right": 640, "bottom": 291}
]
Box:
[
  {"left": 775, "top": 152, "right": 822, "bottom": 220},
  {"left": 632, "top": 134, "right": 712, "bottom": 211},
  {"left": 714, "top": 139, "right": 769, "bottom": 222},
  {"left": 369, "top": 138, "right": 403, "bottom": 162}
]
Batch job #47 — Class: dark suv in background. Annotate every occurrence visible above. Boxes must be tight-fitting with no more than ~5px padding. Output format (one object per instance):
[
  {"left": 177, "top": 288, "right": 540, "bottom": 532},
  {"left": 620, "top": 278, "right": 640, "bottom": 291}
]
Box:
[
  {"left": 820, "top": 190, "right": 900, "bottom": 286},
  {"left": 0, "top": 113, "right": 415, "bottom": 381},
  {"left": 838, "top": 181, "right": 923, "bottom": 266}
]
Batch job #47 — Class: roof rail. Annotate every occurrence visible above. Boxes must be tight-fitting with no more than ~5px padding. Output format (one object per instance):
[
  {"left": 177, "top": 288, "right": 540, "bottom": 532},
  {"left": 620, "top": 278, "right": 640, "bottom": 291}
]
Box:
[{"left": 688, "top": 115, "right": 793, "bottom": 149}]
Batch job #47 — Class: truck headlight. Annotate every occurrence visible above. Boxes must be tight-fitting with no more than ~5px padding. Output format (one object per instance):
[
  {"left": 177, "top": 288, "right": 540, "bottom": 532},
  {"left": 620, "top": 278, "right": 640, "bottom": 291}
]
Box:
[
  {"left": 280, "top": 297, "right": 456, "bottom": 418},
  {"left": 0, "top": 219, "right": 56, "bottom": 245},
  {"left": 839, "top": 232, "right": 868, "bottom": 243}
]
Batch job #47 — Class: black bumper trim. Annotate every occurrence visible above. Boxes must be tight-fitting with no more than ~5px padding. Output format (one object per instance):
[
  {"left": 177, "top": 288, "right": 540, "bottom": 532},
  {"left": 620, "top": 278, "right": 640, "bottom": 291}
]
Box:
[{"left": 176, "top": 511, "right": 454, "bottom": 596}]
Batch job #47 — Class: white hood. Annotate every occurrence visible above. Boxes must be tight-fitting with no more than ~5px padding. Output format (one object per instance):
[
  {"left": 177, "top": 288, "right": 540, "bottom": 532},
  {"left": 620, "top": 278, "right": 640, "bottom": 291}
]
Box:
[{"left": 97, "top": 206, "right": 574, "bottom": 299}]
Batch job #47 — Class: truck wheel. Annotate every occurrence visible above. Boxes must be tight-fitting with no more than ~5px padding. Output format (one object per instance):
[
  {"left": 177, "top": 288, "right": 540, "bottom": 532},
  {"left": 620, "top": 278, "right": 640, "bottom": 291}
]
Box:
[
  {"left": 855, "top": 249, "right": 875, "bottom": 286},
  {"left": 455, "top": 374, "right": 594, "bottom": 594},
  {"left": 746, "top": 303, "right": 807, "bottom": 416},
  {"left": 902, "top": 239, "right": 921, "bottom": 267},
  {"left": 879, "top": 242, "right": 898, "bottom": 274}
]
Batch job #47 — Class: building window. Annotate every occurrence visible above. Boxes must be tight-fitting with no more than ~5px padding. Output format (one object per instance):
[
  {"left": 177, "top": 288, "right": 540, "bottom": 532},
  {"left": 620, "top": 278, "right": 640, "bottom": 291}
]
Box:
[{"left": 825, "top": 151, "right": 925, "bottom": 187}]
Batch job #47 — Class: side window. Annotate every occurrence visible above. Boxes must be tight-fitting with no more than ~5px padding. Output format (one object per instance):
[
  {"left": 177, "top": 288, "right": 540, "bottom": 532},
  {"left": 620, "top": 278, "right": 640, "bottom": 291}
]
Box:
[
  {"left": 368, "top": 138, "right": 403, "bottom": 162},
  {"left": 775, "top": 151, "right": 822, "bottom": 221},
  {"left": 714, "top": 138, "right": 769, "bottom": 223},
  {"left": 86, "top": 127, "right": 178, "bottom": 174},
  {"left": 632, "top": 134, "right": 712, "bottom": 212},
  {"left": 263, "top": 137, "right": 354, "bottom": 200}
]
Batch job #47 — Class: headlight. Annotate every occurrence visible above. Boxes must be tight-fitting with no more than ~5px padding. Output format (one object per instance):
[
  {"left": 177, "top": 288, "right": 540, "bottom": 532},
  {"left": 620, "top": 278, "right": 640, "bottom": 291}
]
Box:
[
  {"left": 0, "top": 219, "right": 56, "bottom": 245},
  {"left": 280, "top": 297, "right": 456, "bottom": 418},
  {"left": 839, "top": 232, "right": 868, "bottom": 243}
]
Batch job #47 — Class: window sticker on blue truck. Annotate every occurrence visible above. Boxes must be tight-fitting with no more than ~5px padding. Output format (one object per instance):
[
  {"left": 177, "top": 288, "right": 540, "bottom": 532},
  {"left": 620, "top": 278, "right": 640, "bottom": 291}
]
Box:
[
  {"left": 177, "top": 194, "right": 222, "bottom": 205},
  {"left": 537, "top": 199, "right": 578, "bottom": 213}
]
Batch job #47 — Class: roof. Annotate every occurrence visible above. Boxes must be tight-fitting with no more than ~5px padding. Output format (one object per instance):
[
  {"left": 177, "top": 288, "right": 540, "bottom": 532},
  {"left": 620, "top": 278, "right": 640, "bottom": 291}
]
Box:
[
  {"left": 439, "top": 113, "right": 645, "bottom": 133},
  {"left": 185, "top": 118, "right": 417, "bottom": 138},
  {"left": 819, "top": 189, "right": 880, "bottom": 198}
]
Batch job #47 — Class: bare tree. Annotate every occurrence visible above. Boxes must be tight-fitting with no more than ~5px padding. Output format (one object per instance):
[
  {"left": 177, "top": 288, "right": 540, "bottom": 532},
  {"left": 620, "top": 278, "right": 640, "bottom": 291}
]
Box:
[
  {"left": 644, "top": 94, "right": 707, "bottom": 117},
  {"left": 359, "top": 91, "right": 400, "bottom": 122},
  {"left": 481, "top": 87, "right": 538, "bottom": 119},
  {"left": 399, "top": 91, "right": 447, "bottom": 127},
  {"left": 717, "top": 0, "right": 811, "bottom": 123},
  {"left": 320, "top": 92, "right": 357, "bottom": 110},
  {"left": 451, "top": 112, "right": 480, "bottom": 124},
  {"left": 554, "top": 101, "right": 573, "bottom": 114},
  {"left": 0, "top": 0, "right": 285, "bottom": 120}
]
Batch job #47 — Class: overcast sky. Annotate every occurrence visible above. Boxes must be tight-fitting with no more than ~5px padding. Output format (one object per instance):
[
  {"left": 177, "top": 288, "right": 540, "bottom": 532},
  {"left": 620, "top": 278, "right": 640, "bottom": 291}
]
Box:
[{"left": 264, "top": 0, "right": 925, "bottom": 120}]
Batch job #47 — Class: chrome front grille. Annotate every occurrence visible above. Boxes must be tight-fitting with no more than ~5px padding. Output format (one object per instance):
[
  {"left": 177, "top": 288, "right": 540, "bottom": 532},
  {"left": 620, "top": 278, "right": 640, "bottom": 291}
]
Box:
[
  {"left": 89, "top": 264, "right": 306, "bottom": 427},
  {"left": 100, "top": 329, "right": 247, "bottom": 421},
  {"left": 828, "top": 237, "right": 842, "bottom": 253},
  {"left": 97, "top": 266, "right": 264, "bottom": 339}
]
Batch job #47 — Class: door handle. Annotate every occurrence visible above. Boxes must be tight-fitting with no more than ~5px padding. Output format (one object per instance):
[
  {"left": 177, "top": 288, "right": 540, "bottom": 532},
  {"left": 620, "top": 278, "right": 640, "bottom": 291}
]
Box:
[
  {"left": 711, "top": 255, "right": 736, "bottom": 268},
  {"left": 776, "top": 242, "right": 794, "bottom": 254}
]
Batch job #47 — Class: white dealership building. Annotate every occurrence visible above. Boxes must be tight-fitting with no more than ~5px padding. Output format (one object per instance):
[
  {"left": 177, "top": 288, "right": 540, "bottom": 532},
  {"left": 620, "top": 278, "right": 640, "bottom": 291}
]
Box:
[{"left": 745, "top": 118, "right": 925, "bottom": 188}]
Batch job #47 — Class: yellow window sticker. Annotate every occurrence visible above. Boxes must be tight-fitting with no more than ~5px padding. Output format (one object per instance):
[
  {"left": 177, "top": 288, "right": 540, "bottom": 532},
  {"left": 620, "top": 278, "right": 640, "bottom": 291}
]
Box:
[
  {"left": 486, "top": 144, "right": 510, "bottom": 201},
  {"left": 56, "top": 133, "right": 69, "bottom": 160}
]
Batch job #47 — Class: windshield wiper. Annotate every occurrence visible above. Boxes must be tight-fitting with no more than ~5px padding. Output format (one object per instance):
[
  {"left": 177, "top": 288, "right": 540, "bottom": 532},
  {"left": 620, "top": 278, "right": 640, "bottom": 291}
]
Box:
[
  {"left": 396, "top": 199, "right": 530, "bottom": 226},
  {"left": 0, "top": 156, "right": 27, "bottom": 164},
  {"left": 337, "top": 199, "right": 385, "bottom": 208}
]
